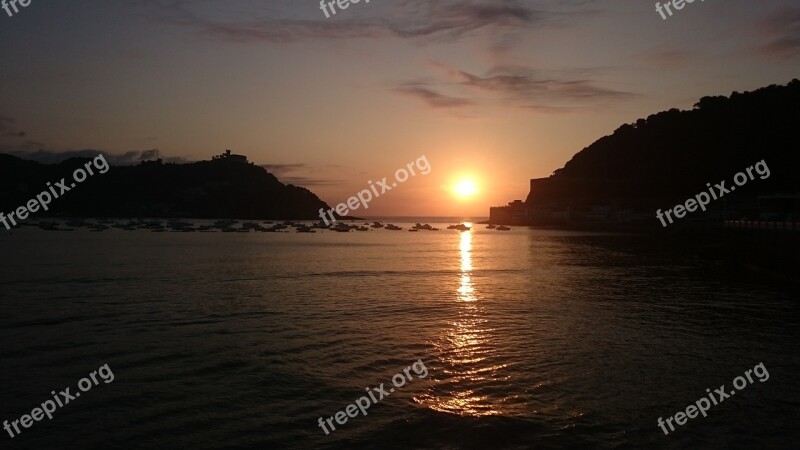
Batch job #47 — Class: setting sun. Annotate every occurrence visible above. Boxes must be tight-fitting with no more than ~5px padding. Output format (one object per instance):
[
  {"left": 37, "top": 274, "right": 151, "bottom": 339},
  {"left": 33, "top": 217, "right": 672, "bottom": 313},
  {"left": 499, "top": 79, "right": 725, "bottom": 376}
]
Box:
[{"left": 454, "top": 179, "right": 479, "bottom": 198}]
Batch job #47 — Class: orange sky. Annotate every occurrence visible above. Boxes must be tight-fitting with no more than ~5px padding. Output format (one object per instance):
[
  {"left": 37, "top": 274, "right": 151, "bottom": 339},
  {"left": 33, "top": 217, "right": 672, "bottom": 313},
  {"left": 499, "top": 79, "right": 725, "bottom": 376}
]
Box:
[{"left": 1, "top": 1, "right": 798, "bottom": 216}]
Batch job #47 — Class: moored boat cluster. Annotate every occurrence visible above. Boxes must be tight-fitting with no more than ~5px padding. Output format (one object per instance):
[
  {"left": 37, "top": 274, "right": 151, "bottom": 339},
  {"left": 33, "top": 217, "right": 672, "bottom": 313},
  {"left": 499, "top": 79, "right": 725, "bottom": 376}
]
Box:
[{"left": 8, "top": 219, "right": 511, "bottom": 233}]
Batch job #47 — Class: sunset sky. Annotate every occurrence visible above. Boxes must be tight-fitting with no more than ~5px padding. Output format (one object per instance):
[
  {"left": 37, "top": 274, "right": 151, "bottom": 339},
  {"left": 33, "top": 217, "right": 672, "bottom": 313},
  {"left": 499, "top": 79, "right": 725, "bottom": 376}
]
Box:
[{"left": 1, "top": 0, "right": 798, "bottom": 216}]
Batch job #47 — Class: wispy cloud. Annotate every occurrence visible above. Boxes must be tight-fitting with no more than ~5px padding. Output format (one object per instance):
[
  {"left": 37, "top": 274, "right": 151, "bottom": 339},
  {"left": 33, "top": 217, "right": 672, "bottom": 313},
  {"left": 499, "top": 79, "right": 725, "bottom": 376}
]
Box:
[
  {"left": 394, "top": 63, "right": 636, "bottom": 113},
  {"left": 389, "top": 0, "right": 542, "bottom": 40},
  {"left": 459, "top": 65, "right": 634, "bottom": 101},
  {"left": 0, "top": 114, "right": 46, "bottom": 151},
  {"left": 4, "top": 149, "right": 188, "bottom": 165},
  {"left": 260, "top": 163, "right": 344, "bottom": 187},
  {"left": 393, "top": 84, "right": 474, "bottom": 109},
  {"left": 754, "top": 6, "right": 800, "bottom": 59},
  {"left": 0, "top": 115, "right": 27, "bottom": 138},
  {"left": 144, "top": 0, "right": 589, "bottom": 45}
]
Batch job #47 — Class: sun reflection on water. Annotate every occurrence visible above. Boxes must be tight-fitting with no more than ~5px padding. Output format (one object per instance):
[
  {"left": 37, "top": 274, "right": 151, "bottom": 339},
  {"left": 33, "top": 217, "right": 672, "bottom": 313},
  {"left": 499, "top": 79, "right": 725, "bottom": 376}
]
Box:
[
  {"left": 417, "top": 224, "right": 509, "bottom": 416},
  {"left": 457, "top": 230, "right": 476, "bottom": 302}
]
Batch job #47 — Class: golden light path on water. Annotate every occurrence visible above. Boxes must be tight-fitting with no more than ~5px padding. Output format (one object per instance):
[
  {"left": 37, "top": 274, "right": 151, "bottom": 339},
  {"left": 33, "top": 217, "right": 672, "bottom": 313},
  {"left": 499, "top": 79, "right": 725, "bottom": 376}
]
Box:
[
  {"left": 418, "top": 224, "right": 511, "bottom": 417},
  {"left": 458, "top": 230, "right": 476, "bottom": 302}
]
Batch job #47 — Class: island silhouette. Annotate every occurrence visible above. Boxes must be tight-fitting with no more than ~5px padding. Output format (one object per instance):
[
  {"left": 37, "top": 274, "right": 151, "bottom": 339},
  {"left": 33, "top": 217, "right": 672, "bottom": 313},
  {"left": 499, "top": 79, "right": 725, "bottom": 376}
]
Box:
[{"left": 0, "top": 150, "right": 334, "bottom": 220}]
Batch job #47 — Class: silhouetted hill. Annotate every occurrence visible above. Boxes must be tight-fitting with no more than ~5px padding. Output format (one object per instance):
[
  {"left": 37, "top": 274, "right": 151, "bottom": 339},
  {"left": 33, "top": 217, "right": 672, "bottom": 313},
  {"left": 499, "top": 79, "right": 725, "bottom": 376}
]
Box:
[
  {"left": 0, "top": 153, "right": 332, "bottom": 220},
  {"left": 524, "top": 79, "right": 800, "bottom": 210}
]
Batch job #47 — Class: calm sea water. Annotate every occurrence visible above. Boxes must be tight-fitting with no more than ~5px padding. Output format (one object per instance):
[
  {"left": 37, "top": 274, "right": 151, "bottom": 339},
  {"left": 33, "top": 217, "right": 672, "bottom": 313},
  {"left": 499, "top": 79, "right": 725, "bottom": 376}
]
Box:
[{"left": 0, "top": 219, "right": 797, "bottom": 449}]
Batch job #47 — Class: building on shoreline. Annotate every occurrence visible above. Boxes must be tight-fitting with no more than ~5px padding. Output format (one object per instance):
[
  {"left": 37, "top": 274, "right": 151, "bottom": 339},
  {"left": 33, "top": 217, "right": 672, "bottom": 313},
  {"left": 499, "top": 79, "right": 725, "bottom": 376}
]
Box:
[
  {"left": 491, "top": 176, "right": 800, "bottom": 230},
  {"left": 212, "top": 150, "right": 249, "bottom": 164}
]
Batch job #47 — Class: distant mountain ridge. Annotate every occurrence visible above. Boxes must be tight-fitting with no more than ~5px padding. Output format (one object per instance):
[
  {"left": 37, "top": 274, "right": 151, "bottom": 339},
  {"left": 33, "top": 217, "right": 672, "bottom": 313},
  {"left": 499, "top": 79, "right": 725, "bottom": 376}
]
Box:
[{"left": 0, "top": 151, "right": 332, "bottom": 220}]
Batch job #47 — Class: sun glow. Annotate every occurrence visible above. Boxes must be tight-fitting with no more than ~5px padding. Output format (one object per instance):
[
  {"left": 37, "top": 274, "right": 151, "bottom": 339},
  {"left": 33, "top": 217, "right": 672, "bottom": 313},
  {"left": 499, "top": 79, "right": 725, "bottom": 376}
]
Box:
[{"left": 453, "top": 179, "right": 478, "bottom": 198}]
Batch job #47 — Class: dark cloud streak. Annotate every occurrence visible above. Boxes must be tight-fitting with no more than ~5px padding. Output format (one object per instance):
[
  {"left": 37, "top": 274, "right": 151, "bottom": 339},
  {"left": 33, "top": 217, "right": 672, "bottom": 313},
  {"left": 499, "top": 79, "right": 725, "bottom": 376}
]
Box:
[
  {"left": 393, "top": 84, "right": 474, "bottom": 109},
  {"left": 260, "top": 164, "right": 343, "bottom": 187},
  {"left": 146, "top": 0, "right": 575, "bottom": 44},
  {"left": 4, "top": 149, "right": 187, "bottom": 166},
  {"left": 0, "top": 115, "right": 27, "bottom": 139},
  {"left": 393, "top": 63, "right": 636, "bottom": 114},
  {"left": 754, "top": 7, "right": 800, "bottom": 59}
]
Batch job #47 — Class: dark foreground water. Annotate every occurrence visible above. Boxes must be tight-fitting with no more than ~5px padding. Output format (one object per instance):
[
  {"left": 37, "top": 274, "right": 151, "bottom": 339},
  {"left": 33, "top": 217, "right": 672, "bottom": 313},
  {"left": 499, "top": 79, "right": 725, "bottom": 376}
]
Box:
[{"left": 0, "top": 221, "right": 797, "bottom": 449}]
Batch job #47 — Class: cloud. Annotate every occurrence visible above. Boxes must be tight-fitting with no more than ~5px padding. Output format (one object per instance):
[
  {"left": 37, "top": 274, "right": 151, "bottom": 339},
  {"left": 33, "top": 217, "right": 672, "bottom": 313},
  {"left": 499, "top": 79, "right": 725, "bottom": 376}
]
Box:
[
  {"left": 261, "top": 163, "right": 308, "bottom": 173},
  {"left": 393, "top": 63, "right": 636, "bottom": 113},
  {"left": 0, "top": 115, "right": 178, "bottom": 163},
  {"left": 144, "top": 0, "right": 587, "bottom": 45},
  {"left": 4, "top": 149, "right": 188, "bottom": 165},
  {"left": 393, "top": 84, "right": 474, "bottom": 109},
  {"left": 754, "top": 7, "right": 800, "bottom": 59},
  {"left": 0, "top": 115, "right": 42, "bottom": 150},
  {"left": 143, "top": 0, "right": 612, "bottom": 116},
  {"left": 457, "top": 65, "right": 635, "bottom": 102},
  {"left": 388, "top": 0, "right": 541, "bottom": 40},
  {"left": 260, "top": 163, "right": 343, "bottom": 187},
  {"left": 275, "top": 177, "right": 344, "bottom": 187},
  {"left": 0, "top": 115, "right": 27, "bottom": 139}
]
